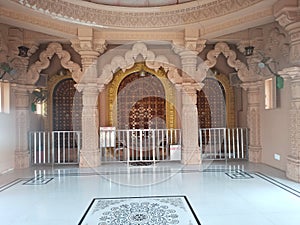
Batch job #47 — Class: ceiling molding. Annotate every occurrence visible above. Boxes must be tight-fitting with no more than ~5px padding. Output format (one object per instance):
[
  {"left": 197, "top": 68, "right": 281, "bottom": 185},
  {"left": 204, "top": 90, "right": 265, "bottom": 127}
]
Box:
[{"left": 9, "top": 0, "right": 264, "bottom": 29}]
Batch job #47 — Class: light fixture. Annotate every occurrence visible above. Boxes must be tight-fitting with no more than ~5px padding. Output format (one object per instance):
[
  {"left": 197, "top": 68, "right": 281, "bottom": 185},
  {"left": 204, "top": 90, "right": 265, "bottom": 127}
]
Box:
[
  {"left": 257, "top": 52, "right": 284, "bottom": 89},
  {"left": 139, "top": 70, "right": 146, "bottom": 77},
  {"left": 18, "top": 46, "right": 29, "bottom": 57},
  {"left": 244, "top": 29, "right": 254, "bottom": 57},
  {"left": 244, "top": 46, "right": 254, "bottom": 57}
]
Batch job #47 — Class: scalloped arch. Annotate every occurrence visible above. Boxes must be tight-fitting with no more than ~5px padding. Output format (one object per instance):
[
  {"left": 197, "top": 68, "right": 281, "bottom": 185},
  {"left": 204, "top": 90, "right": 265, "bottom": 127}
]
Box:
[
  {"left": 204, "top": 42, "right": 252, "bottom": 82},
  {"left": 27, "top": 42, "right": 82, "bottom": 84},
  {"left": 98, "top": 42, "right": 172, "bottom": 86}
]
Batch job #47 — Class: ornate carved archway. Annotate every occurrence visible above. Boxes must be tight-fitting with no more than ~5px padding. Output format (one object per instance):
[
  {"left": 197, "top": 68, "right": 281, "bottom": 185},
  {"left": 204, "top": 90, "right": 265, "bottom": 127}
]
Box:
[
  {"left": 97, "top": 42, "right": 176, "bottom": 87},
  {"left": 203, "top": 42, "right": 252, "bottom": 82},
  {"left": 27, "top": 42, "right": 82, "bottom": 84}
]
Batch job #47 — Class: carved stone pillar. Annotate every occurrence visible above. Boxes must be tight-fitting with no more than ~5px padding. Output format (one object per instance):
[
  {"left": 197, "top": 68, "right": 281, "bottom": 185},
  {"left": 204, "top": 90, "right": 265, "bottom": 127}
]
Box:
[
  {"left": 279, "top": 67, "right": 300, "bottom": 182},
  {"left": 181, "top": 83, "right": 201, "bottom": 164},
  {"left": 275, "top": 4, "right": 300, "bottom": 66},
  {"left": 71, "top": 28, "right": 107, "bottom": 167},
  {"left": 241, "top": 82, "right": 263, "bottom": 163},
  {"left": 11, "top": 84, "right": 34, "bottom": 168},
  {"left": 172, "top": 35, "right": 206, "bottom": 165},
  {"left": 77, "top": 83, "right": 102, "bottom": 167}
]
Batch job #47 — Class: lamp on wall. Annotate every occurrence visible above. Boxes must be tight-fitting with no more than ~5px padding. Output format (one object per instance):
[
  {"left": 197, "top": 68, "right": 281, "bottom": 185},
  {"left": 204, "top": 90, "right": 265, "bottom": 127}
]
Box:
[
  {"left": 244, "top": 46, "right": 254, "bottom": 57},
  {"left": 244, "top": 29, "right": 254, "bottom": 56},
  {"left": 18, "top": 46, "right": 29, "bottom": 57},
  {"left": 0, "top": 46, "right": 29, "bottom": 79},
  {"left": 257, "top": 52, "right": 284, "bottom": 89}
]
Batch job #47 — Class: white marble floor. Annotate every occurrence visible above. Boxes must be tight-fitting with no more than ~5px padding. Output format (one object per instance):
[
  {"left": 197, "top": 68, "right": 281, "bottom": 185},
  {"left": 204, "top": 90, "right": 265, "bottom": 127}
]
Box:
[{"left": 0, "top": 161, "right": 300, "bottom": 225}]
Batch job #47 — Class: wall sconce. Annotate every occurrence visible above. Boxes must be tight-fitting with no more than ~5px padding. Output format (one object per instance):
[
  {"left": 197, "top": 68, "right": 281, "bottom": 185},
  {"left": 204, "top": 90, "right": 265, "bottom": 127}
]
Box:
[
  {"left": 18, "top": 46, "right": 29, "bottom": 57},
  {"left": 257, "top": 53, "right": 284, "bottom": 89},
  {"left": 244, "top": 29, "right": 254, "bottom": 56},
  {"left": 244, "top": 46, "right": 254, "bottom": 57}
]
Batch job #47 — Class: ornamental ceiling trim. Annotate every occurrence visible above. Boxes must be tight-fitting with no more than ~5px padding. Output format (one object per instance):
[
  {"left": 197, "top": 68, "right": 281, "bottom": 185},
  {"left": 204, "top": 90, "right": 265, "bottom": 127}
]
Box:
[
  {"left": 11, "top": 0, "right": 264, "bottom": 29},
  {"left": 0, "top": 7, "right": 77, "bottom": 37},
  {"left": 203, "top": 8, "right": 273, "bottom": 37}
]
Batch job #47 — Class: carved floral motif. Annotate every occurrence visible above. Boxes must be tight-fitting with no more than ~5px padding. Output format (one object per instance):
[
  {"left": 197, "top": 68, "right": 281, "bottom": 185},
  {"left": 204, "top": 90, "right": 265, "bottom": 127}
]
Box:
[{"left": 12, "top": 0, "right": 263, "bottom": 29}]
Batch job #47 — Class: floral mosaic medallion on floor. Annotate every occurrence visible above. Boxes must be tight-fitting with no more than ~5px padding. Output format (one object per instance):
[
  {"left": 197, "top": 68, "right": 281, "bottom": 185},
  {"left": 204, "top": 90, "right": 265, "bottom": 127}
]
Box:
[{"left": 78, "top": 196, "right": 201, "bottom": 225}]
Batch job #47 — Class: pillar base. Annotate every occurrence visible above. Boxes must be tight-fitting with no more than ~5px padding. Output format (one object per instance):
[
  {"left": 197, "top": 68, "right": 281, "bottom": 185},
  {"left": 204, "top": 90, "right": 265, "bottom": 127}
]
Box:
[
  {"left": 79, "top": 150, "right": 101, "bottom": 168},
  {"left": 248, "top": 146, "right": 262, "bottom": 163},
  {"left": 181, "top": 147, "right": 201, "bottom": 165},
  {"left": 286, "top": 155, "right": 300, "bottom": 182},
  {"left": 15, "top": 151, "right": 30, "bottom": 169}
]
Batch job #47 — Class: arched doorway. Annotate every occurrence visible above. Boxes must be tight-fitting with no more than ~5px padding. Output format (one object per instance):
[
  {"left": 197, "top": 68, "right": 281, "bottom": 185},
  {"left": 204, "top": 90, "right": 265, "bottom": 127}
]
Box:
[
  {"left": 52, "top": 78, "right": 82, "bottom": 131},
  {"left": 51, "top": 78, "right": 82, "bottom": 163},
  {"left": 197, "top": 77, "right": 226, "bottom": 129}
]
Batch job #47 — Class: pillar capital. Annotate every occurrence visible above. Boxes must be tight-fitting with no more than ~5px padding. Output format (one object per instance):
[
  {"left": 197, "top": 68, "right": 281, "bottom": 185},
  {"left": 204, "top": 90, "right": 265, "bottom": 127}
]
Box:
[
  {"left": 279, "top": 66, "right": 300, "bottom": 79},
  {"left": 71, "top": 28, "right": 107, "bottom": 70},
  {"left": 275, "top": 3, "right": 300, "bottom": 65}
]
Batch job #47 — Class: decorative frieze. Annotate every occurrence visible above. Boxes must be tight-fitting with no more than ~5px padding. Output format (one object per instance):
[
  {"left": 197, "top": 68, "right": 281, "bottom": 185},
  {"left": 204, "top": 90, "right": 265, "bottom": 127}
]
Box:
[
  {"left": 0, "top": 8, "right": 77, "bottom": 36},
  {"left": 11, "top": 0, "right": 263, "bottom": 29}
]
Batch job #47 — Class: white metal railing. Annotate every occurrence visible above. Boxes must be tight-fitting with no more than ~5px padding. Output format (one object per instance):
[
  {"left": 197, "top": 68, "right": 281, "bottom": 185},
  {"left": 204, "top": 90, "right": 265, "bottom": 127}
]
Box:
[
  {"left": 199, "top": 128, "right": 248, "bottom": 161},
  {"left": 100, "top": 128, "right": 182, "bottom": 164},
  {"left": 29, "top": 131, "right": 82, "bottom": 165}
]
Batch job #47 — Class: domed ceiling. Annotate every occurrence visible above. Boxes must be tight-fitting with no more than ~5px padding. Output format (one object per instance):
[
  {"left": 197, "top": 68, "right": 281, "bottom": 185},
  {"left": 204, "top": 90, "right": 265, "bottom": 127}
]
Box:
[{"left": 83, "top": 0, "right": 195, "bottom": 7}]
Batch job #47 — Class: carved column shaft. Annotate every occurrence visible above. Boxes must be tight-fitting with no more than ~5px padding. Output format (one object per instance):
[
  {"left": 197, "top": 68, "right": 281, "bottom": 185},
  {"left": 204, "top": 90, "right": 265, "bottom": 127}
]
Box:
[
  {"left": 181, "top": 84, "right": 201, "bottom": 164},
  {"left": 12, "top": 84, "right": 33, "bottom": 168},
  {"left": 280, "top": 67, "right": 300, "bottom": 182},
  {"left": 242, "top": 82, "right": 262, "bottom": 163},
  {"left": 79, "top": 84, "right": 101, "bottom": 167}
]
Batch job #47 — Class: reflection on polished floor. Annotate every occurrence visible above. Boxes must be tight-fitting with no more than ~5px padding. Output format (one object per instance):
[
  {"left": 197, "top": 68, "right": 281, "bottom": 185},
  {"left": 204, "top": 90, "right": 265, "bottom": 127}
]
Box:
[{"left": 1, "top": 161, "right": 300, "bottom": 225}]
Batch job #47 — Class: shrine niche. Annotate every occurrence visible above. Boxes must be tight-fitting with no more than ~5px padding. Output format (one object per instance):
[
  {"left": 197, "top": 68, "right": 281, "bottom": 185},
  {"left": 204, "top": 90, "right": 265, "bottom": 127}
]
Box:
[
  {"left": 118, "top": 72, "right": 166, "bottom": 129},
  {"left": 107, "top": 63, "right": 176, "bottom": 129}
]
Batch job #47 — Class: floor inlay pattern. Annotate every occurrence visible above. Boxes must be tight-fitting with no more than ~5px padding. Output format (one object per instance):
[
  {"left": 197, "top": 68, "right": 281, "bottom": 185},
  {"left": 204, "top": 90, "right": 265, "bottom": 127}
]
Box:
[
  {"left": 225, "top": 171, "right": 254, "bottom": 179},
  {"left": 22, "top": 176, "right": 53, "bottom": 185},
  {"left": 79, "top": 196, "right": 201, "bottom": 225}
]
